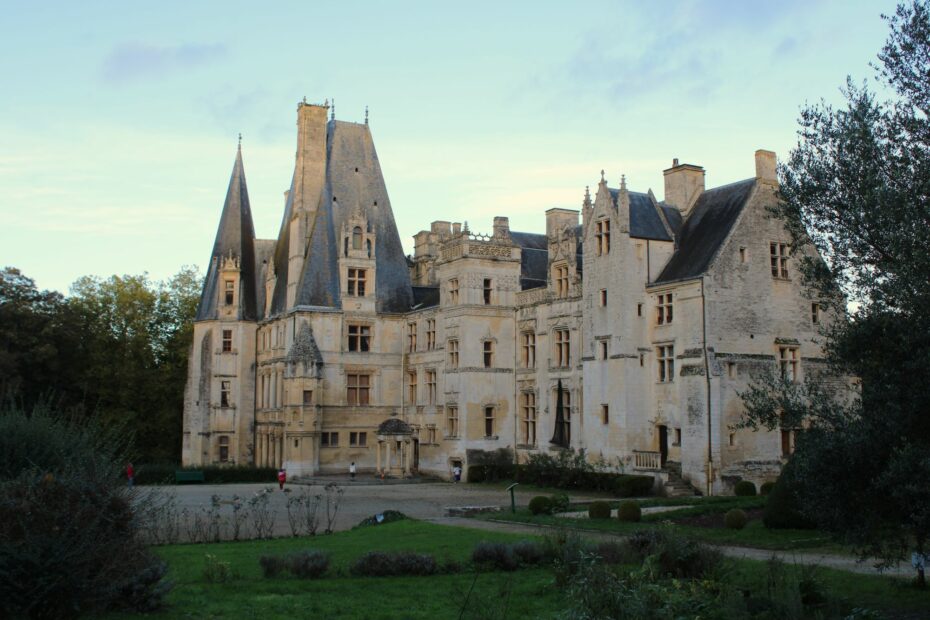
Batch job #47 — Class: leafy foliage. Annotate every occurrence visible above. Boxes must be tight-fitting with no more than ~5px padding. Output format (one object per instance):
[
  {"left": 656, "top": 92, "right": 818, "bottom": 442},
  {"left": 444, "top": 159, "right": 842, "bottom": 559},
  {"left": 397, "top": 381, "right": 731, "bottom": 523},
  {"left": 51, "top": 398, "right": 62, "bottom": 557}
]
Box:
[
  {"left": 528, "top": 496, "right": 552, "bottom": 515},
  {"left": 616, "top": 500, "right": 642, "bottom": 522},
  {"left": 350, "top": 551, "right": 438, "bottom": 577},
  {"left": 587, "top": 500, "right": 611, "bottom": 520},
  {"left": 725, "top": 509, "right": 748, "bottom": 530},
  {"left": 734, "top": 481, "right": 758, "bottom": 497}
]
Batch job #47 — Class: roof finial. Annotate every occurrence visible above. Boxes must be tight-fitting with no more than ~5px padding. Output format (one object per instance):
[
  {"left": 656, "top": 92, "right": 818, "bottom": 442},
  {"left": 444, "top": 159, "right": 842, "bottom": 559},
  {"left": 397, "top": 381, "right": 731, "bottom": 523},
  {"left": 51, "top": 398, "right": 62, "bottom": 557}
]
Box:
[
  {"left": 584, "top": 185, "right": 591, "bottom": 200},
  {"left": 365, "top": 105, "right": 369, "bottom": 125},
  {"left": 331, "top": 98, "right": 335, "bottom": 121},
  {"left": 238, "top": 132, "right": 242, "bottom": 150},
  {"left": 600, "top": 169, "right": 606, "bottom": 183},
  {"left": 620, "top": 174, "right": 626, "bottom": 190},
  {"left": 303, "top": 95, "right": 307, "bottom": 104}
]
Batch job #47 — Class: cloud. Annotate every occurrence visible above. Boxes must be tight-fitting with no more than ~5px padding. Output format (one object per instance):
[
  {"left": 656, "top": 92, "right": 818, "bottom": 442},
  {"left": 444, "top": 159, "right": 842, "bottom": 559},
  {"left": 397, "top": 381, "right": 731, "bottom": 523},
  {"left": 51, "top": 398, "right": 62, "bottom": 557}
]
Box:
[{"left": 101, "top": 42, "right": 226, "bottom": 83}]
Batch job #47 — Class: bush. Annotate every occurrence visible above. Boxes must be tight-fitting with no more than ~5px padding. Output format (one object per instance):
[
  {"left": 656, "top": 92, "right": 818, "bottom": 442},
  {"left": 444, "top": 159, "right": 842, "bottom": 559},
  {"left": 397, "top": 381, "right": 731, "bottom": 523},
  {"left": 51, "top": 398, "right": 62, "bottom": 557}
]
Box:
[
  {"left": 203, "top": 553, "right": 235, "bottom": 583},
  {"left": 760, "top": 481, "right": 776, "bottom": 496},
  {"left": 466, "top": 464, "right": 486, "bottom": 483},
  {"left": 350, "top": 551, "right": 438, "bottom": 577},
  {"left": 549, "top": 493, "right": 570, "bottom": 513},
  {"left": 528, "top": 495, "right": 552, "bottom": 515},
  {"left": 616, "top": 500, "right": 642, "bottom": 522},
  {"left": 624, "top": 528, "right": 724, "bottom": 579},
  {"left": 763, "top": 474, "right": 816, "bottom": 530},
  {"left": 133, "top": 464, "right": 280, "bottom": 485},
  {"left": 734, "top": 480, "right": 758, "bottom": 496},
  {"left": 0, "top": 404, "right": 171, "bottom": 618},
  {"left": 725, "top": 508, "right": 748, "bottom": 530},
  {"left": 512, "top": 540, "right": 546, "bottom": 565},
  {"left": 286, "top": 550, "right": 330, "bottom": 579},
  {"left": 588, "top": 500, "right": 611, "bottom": 519},
  {"left": 613, "top": 474, "right": 654, "bottom": 498},
  {"left": 472, "top": 542, "right": 518, "bottom": 571},
  {"left": 259, "top": 554, "right": 286, "bottom": 578},
  {"left": 354, "top": 510, "right": 408, "bottom": 528},
  {"left": 594, "top": 541, "right": 632, "bottom": 564},
  {"left": 465, "top": 448, "right": 515, "bottom": 482}
]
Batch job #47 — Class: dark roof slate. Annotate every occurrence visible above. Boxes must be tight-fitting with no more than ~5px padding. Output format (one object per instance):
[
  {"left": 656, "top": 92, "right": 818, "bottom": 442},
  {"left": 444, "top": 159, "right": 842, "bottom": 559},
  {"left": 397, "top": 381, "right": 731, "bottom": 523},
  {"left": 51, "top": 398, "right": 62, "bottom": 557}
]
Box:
[
  {"left": 412, "top": 286, "right": 440, "bottom": 309},
  {"left": 195, "top": 147, "right": 258, "bottom": 321},
  {"left": 654, "top": 179, "right": 756, "bottom": 284},
  {"left": 608, "top": 189, "right": 675, "bottom": 241},
  {"left": 510, "top": 231, "right": 549, "bottom": 289},
  {"left": 253, "top": 239, "right": 276, "bottom": 320}
]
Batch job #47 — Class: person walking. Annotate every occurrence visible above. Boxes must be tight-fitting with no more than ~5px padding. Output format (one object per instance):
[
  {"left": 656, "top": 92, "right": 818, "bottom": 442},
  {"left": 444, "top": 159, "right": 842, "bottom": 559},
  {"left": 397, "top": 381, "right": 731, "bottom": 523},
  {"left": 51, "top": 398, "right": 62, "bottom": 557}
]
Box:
[
  {"left": 277, "top": 468, "right": 286, "bottom": 491},
  {"left": 126, "top": 462, "right": 134, "bottom": 488},
  {"left": 349, "top": 462, "right": 357, "bottom": 480},
  {"left": 452, "top": 464, "right": 461, "bottom": 483}
]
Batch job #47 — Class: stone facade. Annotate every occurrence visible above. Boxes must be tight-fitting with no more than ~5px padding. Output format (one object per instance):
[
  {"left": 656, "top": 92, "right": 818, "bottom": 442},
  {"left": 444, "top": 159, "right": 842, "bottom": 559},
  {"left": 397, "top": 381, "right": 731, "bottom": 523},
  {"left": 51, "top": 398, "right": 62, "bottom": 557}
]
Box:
[{"left": 182, "top": 103, "right": 833, "bottom": 495}]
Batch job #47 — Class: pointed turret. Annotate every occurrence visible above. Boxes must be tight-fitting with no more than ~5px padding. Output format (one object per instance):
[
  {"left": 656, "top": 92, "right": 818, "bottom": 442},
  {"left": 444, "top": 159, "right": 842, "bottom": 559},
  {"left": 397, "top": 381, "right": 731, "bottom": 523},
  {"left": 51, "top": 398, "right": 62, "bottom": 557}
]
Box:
[{"left": 195, "top": 143, "right": 258, "bottom": 321}]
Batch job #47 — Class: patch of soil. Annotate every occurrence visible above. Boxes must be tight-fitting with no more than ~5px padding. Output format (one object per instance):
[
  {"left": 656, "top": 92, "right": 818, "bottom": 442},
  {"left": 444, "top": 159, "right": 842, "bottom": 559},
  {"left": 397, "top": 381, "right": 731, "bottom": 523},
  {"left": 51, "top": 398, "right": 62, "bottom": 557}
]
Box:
[{"left": 671, "top": 507, "right": 764, "bottom": 528}]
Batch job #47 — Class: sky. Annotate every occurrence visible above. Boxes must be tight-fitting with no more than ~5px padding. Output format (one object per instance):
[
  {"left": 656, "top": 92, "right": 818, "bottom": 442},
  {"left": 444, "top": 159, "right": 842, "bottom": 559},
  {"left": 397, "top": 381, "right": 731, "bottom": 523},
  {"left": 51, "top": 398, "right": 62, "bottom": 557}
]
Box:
[{"left": 0, "top": 1, "right": 899, "bottom": 293}]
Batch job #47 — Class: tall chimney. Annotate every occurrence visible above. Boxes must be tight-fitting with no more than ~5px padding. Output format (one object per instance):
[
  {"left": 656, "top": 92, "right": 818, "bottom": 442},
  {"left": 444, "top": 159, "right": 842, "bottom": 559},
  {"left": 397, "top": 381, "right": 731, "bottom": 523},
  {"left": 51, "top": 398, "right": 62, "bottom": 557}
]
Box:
[
  {"left": 663, "top": 159, "right": 705, "bottom": 215},
  {"left": 493, "top": 216, "right": 510, "bottom": 239},
  {"left": 755, "top": 149, "right": 777, "bottom": 184},
  {"left": 546, "top": 208, "right": 579, "bottom": 238}
]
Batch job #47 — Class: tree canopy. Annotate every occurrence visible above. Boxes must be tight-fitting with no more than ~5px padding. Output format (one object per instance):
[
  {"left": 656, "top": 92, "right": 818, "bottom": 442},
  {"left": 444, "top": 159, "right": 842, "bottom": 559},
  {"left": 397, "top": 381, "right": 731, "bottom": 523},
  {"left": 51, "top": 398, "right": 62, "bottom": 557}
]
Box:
[{"left": 740, "top": 1, "right": 930, "bottom": 577}]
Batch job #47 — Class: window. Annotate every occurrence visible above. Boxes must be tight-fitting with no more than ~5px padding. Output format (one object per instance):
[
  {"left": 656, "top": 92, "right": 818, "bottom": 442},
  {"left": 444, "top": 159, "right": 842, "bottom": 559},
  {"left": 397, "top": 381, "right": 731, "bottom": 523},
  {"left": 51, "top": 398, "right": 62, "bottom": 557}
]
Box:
[
  {"left": 599, "top": 339, "right": 608, "bottom": 360},
  {"left": 347, "top": 268, "right": 367, "bottom": 296},
  {"left": 426, "top": 425, "right": 437, "bottom": 444},
  {"left": 770, "top": 242, "right": 789, "bottom": 279},
  {"left": 426, "top": 370, "right": 437, "bottom": 404},
  {"left": 407, "top": 371, "right": 417, "bottom": 404},
  {"left": 727, "top": 362, "right": 737, "bottom": 379},
  {"left": 656, "top": 293, "right": 673, "bottom": 325},
  {"left": 483, "top": 341, "right": 494, "bottom": 367},
  {"left": 811, "top": 303, "right": 821, "bottom": 325},
  {"left": 347, "top": 324, "right": 371, "bottom": 352},
  {"left": 447, "top": 405, "right": 459, "bottom": 437},
  {"left": 599, "top": 289, "right": 607, "bottom": 306},
  {"left": 218, "top": 436, "right": 229, "bottom": 462},
  {"left": 521, "top": 392, "right": 537, "bottom": 445},
  {"left": 484, "top": 406, "right": 495, "bottom": 438},
  {"left": 595, "top": 219, "right": 610, "bottom": 255},
  {"left": 637, "top": 303, "right": 643, "bottom": 317},
  {"left": 739, "top": 247, "right": 748, "bottom": 263},
  {"left": 302, "top": 390, "right": 313, "bottom": 405},
  {"left": 781, "top": 428, "right": 799, "bottom": 457},
  {"left": 674, "top": 428, "right": 682, "bottom": 446},
  {"left": 554, "top": 387, "right": 571, "bottom": 444},
  {"left": 222, "top": 329, "right": 233, "bottom": 352},
  {"left": 350, "top": 431, "right": 367, "bottom": 447},
  {"left": 483, "top": 278, "right": 492, "bottom": 304},
  {"left": 729, "top": 433, "right": 736, "bottom": 447},
  {"left": 657, "top": 345, "right": 674, "bottom": 383},
  {"left": 448, "top": 278, "right": 459, "bottom": 304},
  {"left": 521, "top": 332, "right": 536, "bottom": 368},
  {"left": 778, "top": 346, "right": 799, "bottom": 381},
  {"left": 554, "top": 329, "right": 571, "bottom": 368},
  {"left": 407, "top": 322, "right": 417, "bottom": 353},
  {"left": 224, "top": 280, "right": 234, "bottom": 305},
  {"left": 448, "top": 339, "right": 459, "bottom": 369},
  {"left": 426, "top": 319, "right": 436, "bottom": 350},
  {"left": 554, "top": 263, "right": 569, "bottom": 298},
  {"left": 346, "top": 373, "right": 370, "bottom": 405},
  {"left": 352, "top": 226, "right": 363, "bottom": 250},
  {"left": 220, "top": 380, "right": 231, "bottom": 407},
  {"left": 321, "top": 432, "right": 339, "bottom": 447},
  {"left": 601, "top": 404, "right": 609, "bottom": 425}
]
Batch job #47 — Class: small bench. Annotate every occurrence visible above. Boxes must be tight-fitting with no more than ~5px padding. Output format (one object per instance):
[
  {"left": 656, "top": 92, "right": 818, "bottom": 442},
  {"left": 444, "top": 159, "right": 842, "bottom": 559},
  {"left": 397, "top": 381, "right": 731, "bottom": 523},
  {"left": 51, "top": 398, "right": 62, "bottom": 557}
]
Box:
[{"left": 175, "top": 470, "right": 205, "bottom": 484}]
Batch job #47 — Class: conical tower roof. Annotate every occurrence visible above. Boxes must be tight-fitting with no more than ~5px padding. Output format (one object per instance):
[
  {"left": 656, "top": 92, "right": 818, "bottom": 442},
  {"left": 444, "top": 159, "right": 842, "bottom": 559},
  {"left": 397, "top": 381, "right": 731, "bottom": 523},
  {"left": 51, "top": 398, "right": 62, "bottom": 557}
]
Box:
[{"left": 195, "top": 143, "right": 258, "bottom": 321}]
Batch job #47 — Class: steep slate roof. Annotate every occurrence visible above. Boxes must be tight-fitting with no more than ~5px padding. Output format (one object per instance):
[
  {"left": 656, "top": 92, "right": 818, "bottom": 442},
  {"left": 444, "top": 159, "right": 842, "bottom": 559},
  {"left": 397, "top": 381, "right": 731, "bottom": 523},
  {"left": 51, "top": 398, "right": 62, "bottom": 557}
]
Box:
[
  {"left": 268, "top": 120, "right": 413, "bottom": 315},
  {"left": 195, "top": 146, "right": 258, "bottom": 321},
  {"left": 253, "top": 239, "right": 276, "bottom": 320},
  {"left": 412, "top": 285, "right": 440, "bottom": 309},
  {"left": 510, "top": 231, "right": 549, "bottom": 289},
  {"left": 654, "top": 179, "right": 757, "bottom": 284},
  {"left": 608, "top": 189, "right": 677, "bottom": 241}
]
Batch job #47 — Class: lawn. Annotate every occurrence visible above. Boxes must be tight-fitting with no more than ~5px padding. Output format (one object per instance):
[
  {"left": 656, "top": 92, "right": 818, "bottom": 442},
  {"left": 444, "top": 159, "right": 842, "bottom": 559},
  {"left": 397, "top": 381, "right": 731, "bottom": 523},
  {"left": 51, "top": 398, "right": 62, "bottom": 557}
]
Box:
[{"left": 105, "top": 518, "right": 930, "bottom": 618}]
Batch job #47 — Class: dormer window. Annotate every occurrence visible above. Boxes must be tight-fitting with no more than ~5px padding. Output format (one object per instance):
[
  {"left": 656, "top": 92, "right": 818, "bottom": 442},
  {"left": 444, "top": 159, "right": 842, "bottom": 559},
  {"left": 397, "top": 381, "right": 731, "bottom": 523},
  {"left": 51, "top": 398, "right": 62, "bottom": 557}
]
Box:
[
  {"left": 347, "top": 268, "right": 367, "bottom": 296},
  {"left": 553, "top": 263, "right": 569, "bottom": 298},
  {"left": 224, "top": 280, "right": 234, "bottom": 305},
  {"left": 595, "top": 220, "right": 610, "bottom": 255},
  {"left": 352, "top": 226, "right": 363, "bottom": 250}
]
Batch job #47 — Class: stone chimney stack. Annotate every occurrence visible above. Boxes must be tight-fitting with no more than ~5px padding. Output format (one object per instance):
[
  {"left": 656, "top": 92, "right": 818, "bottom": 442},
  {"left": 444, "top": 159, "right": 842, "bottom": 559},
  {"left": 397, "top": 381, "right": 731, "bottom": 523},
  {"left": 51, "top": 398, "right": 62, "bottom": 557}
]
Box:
[
  {"left": 663, "top": 159, "right": 705, "bottom": 215},
  {"left": 546, "top": 208, "right": 579, "bottom": 238},
  {"left": 755, "top": 149, "right": 777, "bottom": 184},
  {"left": 493, "top": 216, "right": 510, "bottom": 239}
]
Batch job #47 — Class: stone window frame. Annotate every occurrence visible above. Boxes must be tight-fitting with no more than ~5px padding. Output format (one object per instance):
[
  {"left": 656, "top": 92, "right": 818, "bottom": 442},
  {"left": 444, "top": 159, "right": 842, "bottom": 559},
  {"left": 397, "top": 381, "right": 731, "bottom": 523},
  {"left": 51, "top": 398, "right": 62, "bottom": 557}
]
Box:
[
  {"left": 346, "top": 322, "right": 372, "bottom": 352},
  {"left": 597, "top": 337, "right": 609, "bottom": 360},
  {"left": 656, "top": 344, "right": 674, "bottom": 383},
  {"left": 426, "top": 318, "right": 436, "bottom": 350},
  {"left": 425, "top": 369, "right": 437, "bottom": 405},
  {"left": 448, "top": 278, "right": 459, "bottom": 304},
  {"left": 521, "top": 390, "right": 537, "bottom": 446},
  {"left": 599, "top": 289, "right": 607, "bottom": 307},
  {"left": 218, "top": 435, "right": 230, "bottom": 462},
  {"left": 770, "top": 242, "right": 789, "bottom": 279},
  {"left": 222, "top": 329, "right": 233, "bottom": 353},
  {"left": 811, "top": 302, "right": 821, "bottom": 325},
  {"left": 483, "top": 278, "right": 493, "bottom": 305},
  {"left": 520, "top": 331, "right": 536, "bottom": 369},
  {"left": 224, "top": 279, "right": 235, "bottom": 305},
  {"left": 484, "top": 405, "right": 496, "bottom": 439},
  {"left": 447, "top": 339, "right": 459, "bottom": 369},
  {"left": 778, "top": 345, "right": 800, "bottom": 382},
  {"left": 349, "top": 431, "right": 368, "bottom": 447},
  {"left": 595, "top": 219, "right": 611, "bottom": 255},
  {"left": 656, "top": 292, "right": 673, "bottom": 325},
  {"left": 407, "top": 370, "right": 417, "bottom": 405},
  {"left": 553, "top": 327, "right": 571, "bottom": 368},
  {"left": 553, "top": 262, "right": 570, "bottom": 298},
  {"left": 482, "top": 339, "right": 494, "bottom": 368},
  {"left": 321, "top": 431, "right": 340, "bottom": 447},
  {"left": 446, "top": 404, "right": 459, "bottom": 438},
  {"left": 601, "top": 404, "right": 609, "bottom": 425},
  {"left": 220, "top": 380, "right": 232, "bottom": 407},
  {"left": 347, "top": 267, "right": 368, "bottom": 296},
  {"left": 346, "top": 372, "right": 372, "bottom": 406}
]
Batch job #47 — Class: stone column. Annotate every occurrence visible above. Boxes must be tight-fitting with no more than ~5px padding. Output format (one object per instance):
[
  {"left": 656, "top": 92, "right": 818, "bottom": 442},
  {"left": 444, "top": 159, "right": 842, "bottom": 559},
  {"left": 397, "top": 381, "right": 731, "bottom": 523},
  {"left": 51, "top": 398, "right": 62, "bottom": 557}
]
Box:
[
  {"left": 256, "top": 432, "right": 263, "bottom": 467},
  {"left": 385, "top": 440, "right": 392, "bottom": 473},
  {"left": 376, "top": 441, "right": 382, "bottom": 473},
  {"left": 403, "top": 440, "right": 410, "bottom": 475}
]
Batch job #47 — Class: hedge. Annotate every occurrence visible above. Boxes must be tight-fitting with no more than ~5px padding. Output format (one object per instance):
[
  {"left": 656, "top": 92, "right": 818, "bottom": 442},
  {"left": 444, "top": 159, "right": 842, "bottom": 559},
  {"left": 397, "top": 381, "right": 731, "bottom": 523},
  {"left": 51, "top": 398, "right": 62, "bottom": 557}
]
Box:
[{"left": 133, "top": 464, "right": 280, "bottom": 485}]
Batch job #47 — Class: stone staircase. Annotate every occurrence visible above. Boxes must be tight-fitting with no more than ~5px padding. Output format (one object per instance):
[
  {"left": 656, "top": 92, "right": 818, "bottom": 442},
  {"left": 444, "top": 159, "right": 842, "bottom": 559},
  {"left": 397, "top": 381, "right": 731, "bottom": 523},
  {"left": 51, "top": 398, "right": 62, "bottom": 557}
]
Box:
[{"left": 662, "top": 461, "right": 701, "bottom": 497}]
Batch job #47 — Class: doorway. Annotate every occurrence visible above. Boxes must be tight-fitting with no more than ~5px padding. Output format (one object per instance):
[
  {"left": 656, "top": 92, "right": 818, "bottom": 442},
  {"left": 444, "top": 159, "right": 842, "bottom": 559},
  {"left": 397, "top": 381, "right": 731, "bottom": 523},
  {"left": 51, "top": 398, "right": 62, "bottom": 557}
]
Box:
[
  {"left": 658, "top": 425, "right": 669, "bottom": 467},
  {"left": 412, "top": 438, "right": 420, "bottom": 472}
]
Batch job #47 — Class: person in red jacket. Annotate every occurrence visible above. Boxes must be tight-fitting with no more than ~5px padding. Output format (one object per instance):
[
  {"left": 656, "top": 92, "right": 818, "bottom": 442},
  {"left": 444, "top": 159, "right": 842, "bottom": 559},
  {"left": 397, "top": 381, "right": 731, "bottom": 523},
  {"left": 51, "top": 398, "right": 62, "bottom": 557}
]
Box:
[
  {"left": 277, "top": 468, "right": 286, "bottom": 491},
  {"left": 126, "top": 462, "right": 134, "bottom": 488}
]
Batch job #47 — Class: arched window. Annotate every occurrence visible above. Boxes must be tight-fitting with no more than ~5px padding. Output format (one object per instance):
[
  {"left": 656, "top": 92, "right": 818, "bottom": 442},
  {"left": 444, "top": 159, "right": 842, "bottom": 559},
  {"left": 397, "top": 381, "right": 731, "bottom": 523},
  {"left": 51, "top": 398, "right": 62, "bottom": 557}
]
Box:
[{"left": 352, "top": 226, "right": 363, "bottom": 250}]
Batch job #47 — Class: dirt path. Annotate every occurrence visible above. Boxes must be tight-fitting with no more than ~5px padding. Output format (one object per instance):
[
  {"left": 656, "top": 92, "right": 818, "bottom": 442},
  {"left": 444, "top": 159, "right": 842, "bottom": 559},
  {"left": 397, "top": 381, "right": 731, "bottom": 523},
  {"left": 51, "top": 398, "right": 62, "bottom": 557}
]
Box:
[{"left": 426, "top": 517, "right": 913, "bottom": 578}]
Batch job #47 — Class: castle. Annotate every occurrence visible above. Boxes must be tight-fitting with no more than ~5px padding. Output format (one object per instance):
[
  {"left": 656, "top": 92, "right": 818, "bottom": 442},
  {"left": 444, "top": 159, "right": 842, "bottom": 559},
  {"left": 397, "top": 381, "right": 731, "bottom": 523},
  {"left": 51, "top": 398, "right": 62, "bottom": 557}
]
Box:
[{"left": 182, "top": 101, "right": 831, "bottom": 495}]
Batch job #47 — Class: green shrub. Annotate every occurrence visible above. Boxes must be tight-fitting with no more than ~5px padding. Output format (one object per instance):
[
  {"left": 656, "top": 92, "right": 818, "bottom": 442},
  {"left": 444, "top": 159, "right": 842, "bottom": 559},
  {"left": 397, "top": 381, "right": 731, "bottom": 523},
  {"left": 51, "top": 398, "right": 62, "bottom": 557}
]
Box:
[
  {"left": 763, "top": 475, "right": 816, "bottom": 530},
  {"left": 549, "top": 493, "right": 570, "bottom": 513},
  {"left": 734, "top": 480, "right": 758, "bottom": 496},
  {"left": 259, "top": 554, "right": 286, "bottom": 578},
  {"left": 528, "top": 495, "right": 552, "bottom": 515},
  {"left": 472, "top": 542, "right": 518, "bottom": 571},
  {"left": 286, "top": 550, "right": 330, "bottom": 579},
  {"left": 594, "top": 541, "right": 632, "bottom": 564},
  {"left": 465, "top": 448, "right": 515, "bottom": 482},
  {"left": 466, "top": 464, "right": 486, "bottom": 483},
  {"left": 203, "top": 554, "right": 235, "bottom": 583},
  {"left": 760, "top": 481, "right": 776, "bottom": 496},
  {"left": 588, "top": 500, "right": 611, "bottom": 519},
  {"left": 0, "top": 404, "right": 171, "bottom": 618},
  {"left": 134, "top": 464, "right": 280, "bottom": 485},
  {"left": 511, "top": 540, "right": 546, "bottom": 565},
  {"left": 350, "top": 551, "right": 438, "bottom": 577},
  {"left": 725, "top": 508, "right": 748, "bottom": 530},
  {"left": 613, "top": 474, "right": 654, "bottom": 497},
  {"left": 354, "top": 510, "right": 408, "bottom": 528},
  {"left": 616, "top": 500, "right": 641, "bottom": 522},
  {"left": 624, "top": 528, "right": 723, "bottom": 579}
]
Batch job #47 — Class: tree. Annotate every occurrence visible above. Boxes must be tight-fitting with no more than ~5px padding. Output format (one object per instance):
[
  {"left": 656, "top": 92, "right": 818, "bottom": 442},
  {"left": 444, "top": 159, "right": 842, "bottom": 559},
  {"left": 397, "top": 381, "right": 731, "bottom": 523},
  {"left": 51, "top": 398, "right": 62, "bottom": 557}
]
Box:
[{"left": 740, "top": 2, "right": 930, "bottom": 583}]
